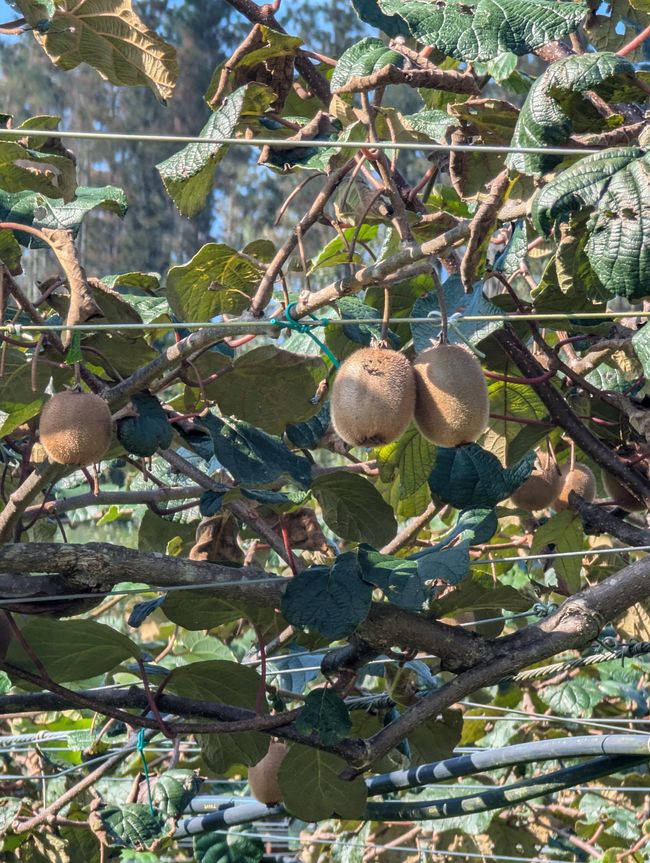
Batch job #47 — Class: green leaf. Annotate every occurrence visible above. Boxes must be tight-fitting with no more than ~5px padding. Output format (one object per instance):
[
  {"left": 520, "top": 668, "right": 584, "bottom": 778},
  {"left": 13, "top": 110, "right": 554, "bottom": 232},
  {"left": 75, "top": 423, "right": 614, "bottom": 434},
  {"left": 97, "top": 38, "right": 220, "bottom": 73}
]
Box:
[
  {"left": 157, "top": 84, "right": 275, "bottom": 217},
  {"left": 416, "top": 542, "right": 471, "bottom": 586},
  {"left": 199, "top": 412, "right": 312, "bottom": 487},
  {"left": 350, "top": 0, "right": 411, "bottom": 37},
  {"left": 0, "top": 228, "right": 22, "bottom": 272},
  {"left": 281, "top": 555, "right": 373, "bottom": 640},
  {"left": 5, "top": 618, "right": 140, "bottom": 683},
  {"left": 432, "top": 507, "right": 498, "bottom": 548},
  {"left": 532, "top": 147, "right": 650, "bottom": 301},
  {"left": 194, "top": 831, "right": 264, "bottom": 863},
  {"left": 331, "top": 37, "right": 404, "bottom": 91},
  {"left": 507, "top": 52, "right": 639, "bottom": 176},
  {"left": 162, "top": 591, "right": 276, "bottom": 630},
  {"left": 285, "top": 402, "right": 330, "bottom": 448},
  {"left": 375, "top": 425, "right": 437, "bottom": 496},
  {"left": 540, "top": 678, "right": 604, "bottom": 717},
  {"left": 117, "top": 392, "right": 172, "bottom": 457},
  {"left": 530, "top": 509, "right": 585, "bottom": 593},
  {"left": 0, "top": 186, "right": 127, "bottom": 246},
  {"left": 152, "top": 770, "right": 203, "bottom": 818},
  {"left": 167, "top": 659, "right": 263, "bottom": 708},
  {"left": 0, "top": 138, "right": 76, "bottom": 200},
  {"left": 312, "top": 471, "right": 397, "bottom": 547},
  {"left": 89, "top": 803, "right": 168, "bottom": 850},
  {"left": 408, "top": 709, "right": 463, "bottom": 765},
  {"left": 138, "top": 508, "right": 196, "bottom": 556},
  {"left": 430, "top": 569, "right": 531, "bottom": 617},
  {"left": 200, "top": 731, "right": 270, "bottom": 775},
  {"left": 403, "top": 108, "right": 459, "bottom": 142},
  {"left": 279, "top": 746, "right": 367, "bottom": 821},
  {"left": 377, "top": 0, "right": 586, "bottom": 61},
  {"left": 428, "top": 444, "right": 535, "bottom": 510},
  {"left": 34, "top": 0, "right": 178, "bottom": 101},
  {"left": 632, "top": 324, "right": 650, "bottom": 379},
  {"left": 295, "top": 688, "right": 352, "bottom": 745},
  {"left": 0, "top": 798, "right": 22, "bottom": 835},
  {"left": 411, "top": 276, "right": 504, "bottom": 351},
  {"left": 357, "top": 544, "right": 428, "bottom": 610},
  {"left": 209, "top": 346, "right": 327, "bottom": 435},
  {"left": 165, "top": 242, "right": 262, "bottom": 321}
]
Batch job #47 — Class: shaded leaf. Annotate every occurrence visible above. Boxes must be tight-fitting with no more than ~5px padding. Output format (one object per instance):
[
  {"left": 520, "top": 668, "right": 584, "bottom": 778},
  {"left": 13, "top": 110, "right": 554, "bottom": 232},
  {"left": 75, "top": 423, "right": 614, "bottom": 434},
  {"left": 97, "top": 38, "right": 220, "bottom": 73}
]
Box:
[
  {"left": 279, "top": 746, "right": 367, "bottom": 821},
  {"left": 357, "top": 544, "right": 428, "bottom": 610},
  {"left": 428, "top": 444, "right": 535, "bottom": 510},
  {"left": 312, "top": 471, "right": 397, "bottom": 547},
  {"left": 331, "top": 37, "right": 404, "bottom": 91},
  {"left": 117, "top": 391, "right": 172, "bottom": 457},
  {"left": 199, "top": 412, "right": 312, "bottom": 487},
  {"left": 281, "top": 555, "right": 373, "bottom": 640},
  {"left": 295, "top": 688, "right": 352, "bottom": 745},
  {"left": 89, "top": 803, "right": 168, "bottom": 850}
]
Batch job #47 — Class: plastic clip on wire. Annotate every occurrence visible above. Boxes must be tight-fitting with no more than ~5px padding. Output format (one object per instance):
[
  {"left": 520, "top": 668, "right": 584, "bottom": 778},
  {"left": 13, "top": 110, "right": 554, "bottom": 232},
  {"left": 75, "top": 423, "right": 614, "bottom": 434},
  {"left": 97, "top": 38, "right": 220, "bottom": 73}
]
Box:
[
  {"left": 137, "top": 728, "right": 155, "bottom": 816},
  {"left": 426, "top": 310, "right": 486, "bottom": 358},
  {"left": 270, "top": 302, "right": 340, "bottom": 369}
]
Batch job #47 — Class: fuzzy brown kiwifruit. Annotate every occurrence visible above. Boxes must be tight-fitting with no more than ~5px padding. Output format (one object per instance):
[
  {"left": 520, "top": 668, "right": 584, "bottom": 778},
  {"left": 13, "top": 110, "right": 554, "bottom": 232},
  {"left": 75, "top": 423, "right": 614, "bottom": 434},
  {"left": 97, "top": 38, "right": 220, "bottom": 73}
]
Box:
[
  {"left": 330, "top": 347, "right": 416, "bottom": 447},
  {"left": 412, "top": 343, "right": 489, "bottom": 447},
  {"left": 248, "top": 740, "right": 288, "bottom": 805},
  {"left": 511, "top": 451, "right": 562, "bottom": 512},
  {"left": 39, "top": 390, "right": 112, "bottom": 466},
  {"left": 555, "top": 463, "right": 597, "bottom": 511},
  {"left": 603, "top": 472, "right": 645, "bottom": 512}
]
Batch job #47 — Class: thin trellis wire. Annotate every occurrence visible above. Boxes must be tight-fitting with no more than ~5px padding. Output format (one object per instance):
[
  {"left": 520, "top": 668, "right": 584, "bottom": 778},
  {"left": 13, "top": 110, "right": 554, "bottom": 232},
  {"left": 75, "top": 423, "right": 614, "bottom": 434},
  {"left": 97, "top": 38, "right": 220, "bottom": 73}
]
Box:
[
  {"left": 1, "top": 544, "right": 646, "bottom": 607},
  {"left": 0, "top": 127, "right": 605, "bottom": 156},
  {"left": 174, "top": 828, "right": 595, "bottom": 863},
  {"left": 460, "top": 700, "right": 650, "bottom": 735},
  {"left": 2, "top": 311, "right": 650, "bottom": 335}
]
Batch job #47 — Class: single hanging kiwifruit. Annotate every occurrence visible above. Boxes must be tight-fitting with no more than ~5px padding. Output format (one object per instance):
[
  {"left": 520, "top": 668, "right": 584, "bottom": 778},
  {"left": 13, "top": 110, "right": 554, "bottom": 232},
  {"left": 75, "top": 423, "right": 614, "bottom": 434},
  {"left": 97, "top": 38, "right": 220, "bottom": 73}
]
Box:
[
  {"left": 39, "top": 390, "right": 112, "bottom": 466},
  {"left": 555, "top": 462, "right": 596, "bottom": 510},
  {"left": 413, "top": 343, "right": 489, "bottom": 447},
  {"left": 511, "top": 450, "right": 562, "bottom": 512},
  {"left": 330, "top": 347, "right": 416, "bottom": 446},
  {"left": 248, "top": 740, "right": 288, "bottom": 805}
]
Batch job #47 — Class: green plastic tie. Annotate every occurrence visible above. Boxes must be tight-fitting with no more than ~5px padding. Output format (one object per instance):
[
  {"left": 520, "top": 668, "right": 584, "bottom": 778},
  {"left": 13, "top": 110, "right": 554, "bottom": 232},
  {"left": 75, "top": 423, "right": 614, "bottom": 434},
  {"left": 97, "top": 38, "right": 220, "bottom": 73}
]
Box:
[
  {"left": 137, "top": 728, "right": 155, "bottom": 815},
  {"left": 270, "top": 302, "right": 340, "bottom": 368}
]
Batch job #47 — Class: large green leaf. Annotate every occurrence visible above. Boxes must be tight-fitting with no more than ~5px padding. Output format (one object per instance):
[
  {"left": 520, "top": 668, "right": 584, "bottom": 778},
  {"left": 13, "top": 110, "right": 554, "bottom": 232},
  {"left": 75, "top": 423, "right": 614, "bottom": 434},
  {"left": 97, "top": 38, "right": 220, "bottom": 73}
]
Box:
[
  {"left": 157, "top": 84, "right": 275, "bottom": 217},
  {"left": 278, "top": 746, "right": 367, "bottom": 821},
  {"left": 295, "top": 689, "right": 352, "bottom": 745},
  {"left": 281, "top": 555, "right": 373, "bottom": 640},
  {"left": 199, "top": 412, "right": 312, "bottom": 487},
  {"left": 117, "top": 391, "right": 172, "bottom": 457},
  {"left": 6, "top": 618, "right": 140, "bottom": 683},
  {"left": 331, "top": 37, "right": 404, "bottom": 91},
  {"left": 152, "top": 770, "right": 203, "bottom": 818},
  {"left": 194, "top": 831, "right": 264, "bottom": 863},
  {"left": 376, "top": 425, "right": 437, "bottom": 497},
  {"left": 357, "top": 544, "right": 428, "bottom": 610},
  {"left": 312, "top": 471, "right": 397, "bottom": 547},
  {"left": 209, "top": 346, "right": 327, "bottom": 434},
  {"left": 0, "top": 139, "right": 76, "bottom": 200},
  {"left": 411, "top": 276, "right": 503, "bottom": 351},
  {"left": 89, "top": 803, "right": 168, "bottom": 850},
  {"left": 350, "top": 0, "right": 411, "bottom": 36},
  {"left": 428, "top": 444, "right": 535, "bottom": 510},
  {"left": 0, "top": 186, "right": 127, "bottom": 246},
  {"left": 33, "top": 0, "right": 178, "bottom": 101},
  {"left": 165, "top": 242, "right": 263, "bottom": 321},
  {"left": 530, "top": 508, "right": 585, "bottom": 594},
  {"left": 377, "top": 0, "right": 586, "bottom": 61},
  {"left": 430, "top": 569, "right": 531, "bottom": 617},
  {"left": 532, "top": 147, "right": 650, "bottom": 301},
  {"left": 508, "top": 52, "right": 640, "bottom": 176}
]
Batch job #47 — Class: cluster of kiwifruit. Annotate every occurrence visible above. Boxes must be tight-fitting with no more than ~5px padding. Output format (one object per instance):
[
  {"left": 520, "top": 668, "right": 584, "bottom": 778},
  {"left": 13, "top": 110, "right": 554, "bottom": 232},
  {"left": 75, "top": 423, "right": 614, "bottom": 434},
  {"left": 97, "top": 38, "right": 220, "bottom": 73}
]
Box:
[
  {"left": 330, "top": 342, "right": 489, "bottom": 448},
  {"left": 38, "top": 389, "right": 113, "bottom": 466},
  {"left": 510, "top": 452, "right": 646, "bottom": 513}
]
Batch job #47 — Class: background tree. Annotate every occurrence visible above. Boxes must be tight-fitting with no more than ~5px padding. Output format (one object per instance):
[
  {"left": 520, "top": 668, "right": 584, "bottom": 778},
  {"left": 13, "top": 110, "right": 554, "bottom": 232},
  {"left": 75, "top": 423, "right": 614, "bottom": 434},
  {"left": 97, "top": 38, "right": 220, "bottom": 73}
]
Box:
[{"left": 1, "top": 0, "right": 650, "bottom": 860}]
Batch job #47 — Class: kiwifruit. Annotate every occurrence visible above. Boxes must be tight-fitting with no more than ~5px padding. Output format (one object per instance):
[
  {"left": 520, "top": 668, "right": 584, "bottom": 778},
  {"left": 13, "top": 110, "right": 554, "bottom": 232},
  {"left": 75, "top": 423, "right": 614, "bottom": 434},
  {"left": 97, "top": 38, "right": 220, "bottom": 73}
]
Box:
[
  {"left": 603, "top": 472, "right": 645, "bottom": 512},
  {"left": 330, "top": 347, "right": 416, "bottom": 447},
  {"left": 39, "top": 390, "right": 112, "bottom": 466},
  {"left": 248, "top": 740, "right": 288, "bottom": 805},
  {"left": 511, "top": 451, "right": 562, "bottom": 512},
  {"left": 412, "top": 343, "right": 489, "bottom": 447},
  {"left": 555, "top": 463, "right": 597, "bottom": 511}
]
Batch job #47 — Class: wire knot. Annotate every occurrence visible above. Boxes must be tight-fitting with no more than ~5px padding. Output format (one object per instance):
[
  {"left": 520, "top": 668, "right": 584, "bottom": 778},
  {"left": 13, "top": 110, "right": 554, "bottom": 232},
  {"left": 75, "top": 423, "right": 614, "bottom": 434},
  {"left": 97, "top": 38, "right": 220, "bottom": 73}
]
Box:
[{"left": 270, "top": 302, "right": 340, "bottom": 368}]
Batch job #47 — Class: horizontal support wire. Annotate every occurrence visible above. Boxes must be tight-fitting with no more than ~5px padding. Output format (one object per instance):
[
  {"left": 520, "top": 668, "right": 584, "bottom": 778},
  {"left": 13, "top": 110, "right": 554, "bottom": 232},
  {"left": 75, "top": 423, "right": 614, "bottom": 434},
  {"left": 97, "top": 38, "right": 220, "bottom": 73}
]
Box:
[
  {"left": 0, "top": 544, "right": 645, "bottom": 607},
  {"left": 0, "top": 127, "right": 603, "bottom": 156},
  {"left": 2, "top": 312, "right": 650, "bottom": 335}
]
